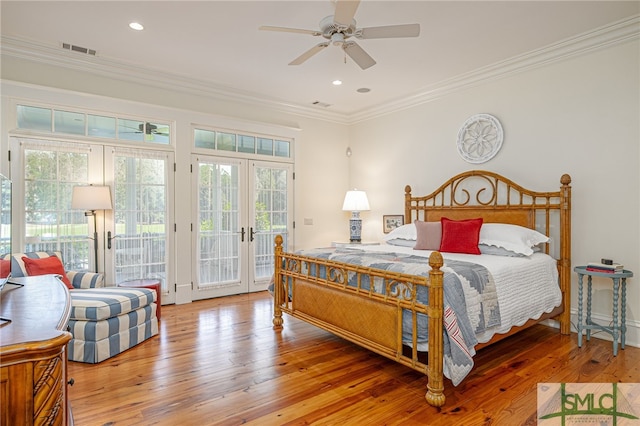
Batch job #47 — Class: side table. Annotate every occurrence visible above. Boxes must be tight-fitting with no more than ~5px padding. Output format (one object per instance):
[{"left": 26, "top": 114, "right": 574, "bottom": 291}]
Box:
[
  {"left": 574, "top": 266, "right": 633, "bottom": 356},
  {"left": 118, "top": 279, "right": 162, "bottom": 321}
]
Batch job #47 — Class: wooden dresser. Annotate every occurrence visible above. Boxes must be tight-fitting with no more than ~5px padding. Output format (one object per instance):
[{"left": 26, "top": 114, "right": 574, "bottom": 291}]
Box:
[{"left": 1, "top": 276, "right": 73, "bottom": 425}]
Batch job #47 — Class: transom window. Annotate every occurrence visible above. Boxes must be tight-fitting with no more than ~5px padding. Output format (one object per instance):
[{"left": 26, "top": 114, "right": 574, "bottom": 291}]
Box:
[
  {"left": 16, "top": 105, "right": 171, "bottom": 145},
  {"left": 194, "top": 128, "right": 291, "bottom": 159}
]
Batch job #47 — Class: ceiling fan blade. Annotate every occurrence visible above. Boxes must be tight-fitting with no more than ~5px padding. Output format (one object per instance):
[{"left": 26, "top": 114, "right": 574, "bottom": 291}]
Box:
[
  {"left": 343, "top": 41, "right": 376, "bottom": 70},
  {"left": 289, "top": 43, "right": 329, "bottom": 65},
  {"left": 334, "top": 0, "right": 360, "bottom": 27},
  {"left": 259, "top": 25, "right": 321, "bottom": 37},
  {"left": 357, "top": 23, "right": 420, "bottom": 39}
]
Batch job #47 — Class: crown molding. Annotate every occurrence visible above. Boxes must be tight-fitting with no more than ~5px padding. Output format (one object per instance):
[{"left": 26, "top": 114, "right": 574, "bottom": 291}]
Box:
[
  {"left": 0, "top": 36, "right": 351, "bottom": 125},
  {"left": 349, "top": 14, "right": 640, "bottom": 123},
  {"left": 1, "top": 14, "right": 638, "bottom": 125}
]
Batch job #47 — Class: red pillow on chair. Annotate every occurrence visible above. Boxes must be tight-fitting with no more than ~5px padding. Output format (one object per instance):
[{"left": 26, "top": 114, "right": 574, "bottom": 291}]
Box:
[
  {"left": 22, "top": 256, "right": 73, "bottom": 289},
  {"left": 439, "top": 217, "right": 483, "bottom": 254},
  {"left": 0, "top": 259, "right": 10, "bottom": 278}
]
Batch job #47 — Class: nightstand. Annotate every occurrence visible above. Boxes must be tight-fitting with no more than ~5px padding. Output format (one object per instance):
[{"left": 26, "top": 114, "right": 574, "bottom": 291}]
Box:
[
  {"left": 574, "top": 266, "right": 633, "bottom": 356},
  {"left": 332, "top": 241, "right": 379, "bottom": 248}
]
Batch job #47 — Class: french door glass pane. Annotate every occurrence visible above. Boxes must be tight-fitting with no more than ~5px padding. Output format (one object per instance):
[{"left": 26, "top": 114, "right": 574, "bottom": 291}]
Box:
[
  {"left": 23, "top": 145, "right": 90, "bottom": 270},
  {"left": 113, "top": 155, "right": 168, "bottom": 287},
  {"left": 197, "top": 161, "right": 240, "bottom": 287},
  {"left": 254, "top": 166, "right": 288, "bottom": 280}
]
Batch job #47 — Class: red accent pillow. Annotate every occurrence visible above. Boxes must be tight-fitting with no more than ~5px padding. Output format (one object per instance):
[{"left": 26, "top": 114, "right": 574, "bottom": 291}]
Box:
[
  {"left": 0, "top": 259, "right": 10, "bottom": 278},
  {"left": 22, "top": 256, "right": 73, "bottom": 289},
  {"left": 439, "top": 217, "right": 483, "bottom": 254}
]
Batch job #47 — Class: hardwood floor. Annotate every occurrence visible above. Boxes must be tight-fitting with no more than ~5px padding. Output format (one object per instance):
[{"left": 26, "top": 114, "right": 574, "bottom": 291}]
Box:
[{"left": 68, "top": 292, "right": 640, "bottom": 426}]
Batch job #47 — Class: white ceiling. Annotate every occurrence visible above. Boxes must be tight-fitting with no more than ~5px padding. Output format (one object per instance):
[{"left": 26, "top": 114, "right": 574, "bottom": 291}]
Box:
[{"left": 1, "top": 1, "right": 638, "bottom": 120}]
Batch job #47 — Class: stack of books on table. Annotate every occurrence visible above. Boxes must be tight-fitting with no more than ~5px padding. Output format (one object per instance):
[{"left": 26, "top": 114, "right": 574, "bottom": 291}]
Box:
[{"left": 586, "top": 262, "right": 624, "bottom": 274}]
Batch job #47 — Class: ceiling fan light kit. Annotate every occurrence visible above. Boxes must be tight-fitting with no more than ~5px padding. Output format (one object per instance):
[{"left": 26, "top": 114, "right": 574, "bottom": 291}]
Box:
[{"left": 260, "top": 0, "right": 420, "bottom": 70}]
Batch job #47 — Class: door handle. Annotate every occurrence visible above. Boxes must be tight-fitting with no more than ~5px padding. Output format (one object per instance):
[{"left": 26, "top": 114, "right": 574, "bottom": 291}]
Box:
[
  {"left": 107, "top": 231, "right": 116, "bottom": 249},
  {"left": 241, "top": 227, "right": 245, "bottom": 242},
  {"left": 250, "top": 227, "right": 255, "bottom": 242}
]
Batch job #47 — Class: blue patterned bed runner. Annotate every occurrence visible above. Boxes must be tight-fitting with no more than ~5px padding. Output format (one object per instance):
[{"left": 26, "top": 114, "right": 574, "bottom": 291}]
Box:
[{"left": 293, "top": 247, "right": 501, "bottom": 385}]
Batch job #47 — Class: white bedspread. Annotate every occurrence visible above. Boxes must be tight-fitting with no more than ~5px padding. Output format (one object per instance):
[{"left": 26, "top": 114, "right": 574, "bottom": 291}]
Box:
[{"left": 345, "top": 243, "right": 562, "bottom": 345}]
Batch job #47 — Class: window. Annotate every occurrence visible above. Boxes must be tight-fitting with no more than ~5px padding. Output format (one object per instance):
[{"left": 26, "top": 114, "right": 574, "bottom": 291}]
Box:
[
  {"left": 193, "top": 127, "right": 292, "bottom": 159},
  {"left": 54, "top": 110, "right": 85, "bottom": 135},
  {"left": 16, "top": 104, "right": 171, "bottom": 145}
]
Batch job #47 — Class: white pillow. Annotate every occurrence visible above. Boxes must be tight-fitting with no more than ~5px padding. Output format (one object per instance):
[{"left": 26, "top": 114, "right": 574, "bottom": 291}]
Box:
[
  {"left": 382, "top": 223, "right": 416, "bottom": 241},
  {"left": 479, "top": 223, "right": 549, "bottom": 256},
  {"left": 385, "top": 238, "right": 416, "bottom": 247}
]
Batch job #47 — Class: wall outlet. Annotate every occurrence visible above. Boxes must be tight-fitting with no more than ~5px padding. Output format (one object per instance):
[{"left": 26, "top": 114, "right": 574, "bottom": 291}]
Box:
[{"left": 304, "top": 218, "right": 313, "bottom": 225}]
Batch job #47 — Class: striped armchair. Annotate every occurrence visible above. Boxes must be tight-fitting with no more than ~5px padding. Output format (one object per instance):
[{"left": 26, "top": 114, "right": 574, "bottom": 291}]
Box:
[
  {"left": 9, "top": 251, "right": 106, "bottom": 288},
  {"left": 9, "top": 251, "right": 159, "bottom": 363}
]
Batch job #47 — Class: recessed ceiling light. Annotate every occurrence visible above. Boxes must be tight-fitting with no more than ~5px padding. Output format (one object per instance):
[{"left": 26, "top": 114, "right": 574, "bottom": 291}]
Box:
[
  {"left": 129, "top": 22, "right": 144, "bottom": 31},
  {"left": 356, "top": 87, "right": 371, "bottom": 93},
  {"left": 332, "top": 80, "right": 343, "bottom": 86}
]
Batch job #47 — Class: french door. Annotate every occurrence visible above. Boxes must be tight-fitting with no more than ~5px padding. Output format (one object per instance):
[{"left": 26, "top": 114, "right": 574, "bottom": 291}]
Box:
[
  {"left": 11, "top": 138, "right": 175, "bottom": 303},
  {"left": 104, "top": 147, "right": 175, "bottom": 303},
  {"left": 191, "top": 155, "right": 293, "bottom": 300}
]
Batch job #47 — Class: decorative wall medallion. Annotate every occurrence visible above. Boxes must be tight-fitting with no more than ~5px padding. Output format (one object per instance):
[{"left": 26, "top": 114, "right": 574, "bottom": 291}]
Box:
[{"left": 456, "top": 114, "right": 503, "bottom": 164}]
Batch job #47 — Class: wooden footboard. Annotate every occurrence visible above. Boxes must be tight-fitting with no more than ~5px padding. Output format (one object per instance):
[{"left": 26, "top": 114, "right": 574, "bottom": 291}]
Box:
[{"left": 272, "top": 235, "right": 447, "bottom": 407}]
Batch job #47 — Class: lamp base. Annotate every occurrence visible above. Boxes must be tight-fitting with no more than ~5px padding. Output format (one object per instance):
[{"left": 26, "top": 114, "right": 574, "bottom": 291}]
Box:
[{"left": 349, "top": 212, "right": 362, "bottom": 243}]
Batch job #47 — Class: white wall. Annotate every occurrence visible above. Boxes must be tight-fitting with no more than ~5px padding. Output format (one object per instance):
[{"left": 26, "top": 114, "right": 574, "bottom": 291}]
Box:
[{"left": 349, "top": 39, "right": 640, "bottom": 347}]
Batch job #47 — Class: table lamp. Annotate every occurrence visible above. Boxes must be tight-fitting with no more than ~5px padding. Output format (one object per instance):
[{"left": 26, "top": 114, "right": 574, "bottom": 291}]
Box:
[{"left": 342, "top": 189, "right": 370, "bottom": 243}]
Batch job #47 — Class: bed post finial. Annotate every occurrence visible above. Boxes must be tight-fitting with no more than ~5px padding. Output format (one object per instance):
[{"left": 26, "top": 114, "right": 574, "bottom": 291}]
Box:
[
  {"left": 559, "top": 174, "right": 572, "bottom": 335},
  {"left": 273, "top": 235, "right": 284, "bottom": 330},
  {"left": 405, "top": 185, "right": 412, "bottom": 224},
  {"left": 426, "top": 250, "right": 445, "bottom": 407}
]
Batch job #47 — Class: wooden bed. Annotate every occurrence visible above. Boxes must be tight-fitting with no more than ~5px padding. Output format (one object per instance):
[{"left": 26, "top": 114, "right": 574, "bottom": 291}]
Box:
[{"left": 272, "top": 170, "right": 572, "bottom": 406}]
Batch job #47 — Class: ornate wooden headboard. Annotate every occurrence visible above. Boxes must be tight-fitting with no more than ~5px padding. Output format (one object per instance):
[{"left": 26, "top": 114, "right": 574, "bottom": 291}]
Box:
[
  {"left": 404, "top": 170, "right": 572, "bottom": 334},
  {"left": 404, "top": 170, "right": 571, "bottom": 247}
]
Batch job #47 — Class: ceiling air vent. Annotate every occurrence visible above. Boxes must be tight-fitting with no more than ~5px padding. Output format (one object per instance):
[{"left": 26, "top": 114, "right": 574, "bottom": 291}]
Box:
[
  {"left": 62, "top": 43, "right": 97, "bottom": 56},
  {"left": 312, "top": 101, "right": 331, "bottom": 108}
]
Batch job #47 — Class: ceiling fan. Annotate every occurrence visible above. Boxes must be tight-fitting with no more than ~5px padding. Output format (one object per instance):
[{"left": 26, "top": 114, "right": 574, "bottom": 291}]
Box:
[
  {"left": 137, "top": 123, "right": 169, "bottom": 136},
  {"left": 259, "top": 0, "right": 420, "bottom": 70},
  {"left": 120, "top": 122, "right": 170, "bottom": 136}
]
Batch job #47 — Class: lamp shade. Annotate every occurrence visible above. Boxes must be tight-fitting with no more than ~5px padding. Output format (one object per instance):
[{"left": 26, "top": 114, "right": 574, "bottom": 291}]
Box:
[
  {"left": 71, "top": 185, "right": 113, "bottom": 211},
  {"left": 342, "top": 190, "right": 370, "bottom": 212}
]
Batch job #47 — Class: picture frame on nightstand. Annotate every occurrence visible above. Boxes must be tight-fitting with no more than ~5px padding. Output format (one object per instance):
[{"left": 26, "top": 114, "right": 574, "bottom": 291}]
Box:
[{"left": 383, "top": 215, "right": 404, "bottom": 233}]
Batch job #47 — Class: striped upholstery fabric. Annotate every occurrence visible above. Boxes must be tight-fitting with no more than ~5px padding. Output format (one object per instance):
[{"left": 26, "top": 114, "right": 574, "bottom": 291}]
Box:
[
  {"left": 9, "top": 251, "right": 105, "bottom": 289},
  {"left": 67, "top": 270, "right": 105, "bottom": 289},
  {"left": 68, "top": 288, "right": 159, "bottom": 363},
  {"left": 70, "top": 287, "right": 156, "bottom": 320},
  {"left": 68, "top": 316, "right": 158, "bottom": 364},
  {"left": 69, "top": 303, "right": 157, "bottom": 341}
]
